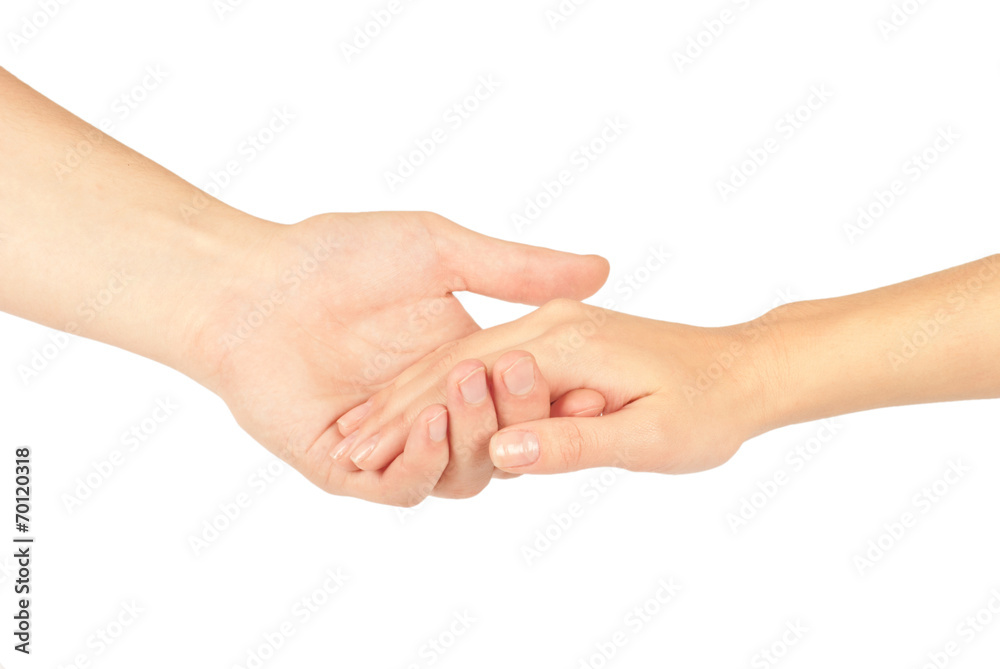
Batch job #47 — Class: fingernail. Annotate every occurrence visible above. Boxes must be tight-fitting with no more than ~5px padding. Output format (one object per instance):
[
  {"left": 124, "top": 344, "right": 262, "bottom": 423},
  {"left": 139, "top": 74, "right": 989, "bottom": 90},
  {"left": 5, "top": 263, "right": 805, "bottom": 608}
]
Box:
[
  {"left": 337, "top": 400, "right": 372, "bottom": 433},
  {"left": 459, "top": 368, "right": 488, "bottom": 404},
  {"left": 331, "top": 433, "right": 358, "bottom": 461},
  {"left": 491, "top": 431, "right": 540, "bottom": 468},
  {"left": 428, "top": 410, "right": 448, "bottom": 442},
  {"left": 502, "top": 356, "right": 535, "bottom": 396},
  {"left": 350, "top": 434, "right": 380, "bottom": 465}
]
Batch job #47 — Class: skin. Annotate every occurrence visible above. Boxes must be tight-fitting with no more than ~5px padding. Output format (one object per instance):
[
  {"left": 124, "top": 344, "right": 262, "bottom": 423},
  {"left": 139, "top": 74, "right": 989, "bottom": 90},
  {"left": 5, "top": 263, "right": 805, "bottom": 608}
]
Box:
[
  {"left": 5, "top": 66, "right": 997, "bottom": 504},
  {"left": 345, "top": 255, "right": 1000, "bottom": 479},
  {"left": 0, "top": 67, "right": 610, "bottom": 506}
]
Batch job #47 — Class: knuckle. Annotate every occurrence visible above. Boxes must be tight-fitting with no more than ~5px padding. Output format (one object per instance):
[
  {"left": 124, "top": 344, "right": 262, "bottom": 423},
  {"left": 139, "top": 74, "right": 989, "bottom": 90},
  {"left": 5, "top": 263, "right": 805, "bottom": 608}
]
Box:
[
  {"left": 388, "top": 476, "right": 436, "bottom": 508},
  {"left": 547, "top": 320, "right": 583, "bottom": 341},
  {"left": 400, "top": 405, "right": 427, "bottom": 435},
  {"left": 430, "top": 340, "right": 464, "bottom": 376},
  {"left": 412, "top": 211, "right": 454, "bottom": 239},
  {"left": 538, "top": 297, "right": 581, "bottom": 319},
  {"left": 390, "top": 492, "right": 423, "bottom": 508},
  {"left": 535, "top": 299, "right": 601, "bottom": 334},
  {"left": 434, "top": 465, "right": 491, "bottom": 499},
  {"left": 434, "top": 478, "right": 488, "bottom": 500},
  {"left": 555, "top": 421, "right": 587, "bottom": 471},
  {"left": 354, "top": 405, "right": 386, "bottom": 439},
  {"left": 469, "top": 415, "right": 499, "bottom": 444},
  {"left": 413, "top": 210, "right": 445, "bottom": 227}
]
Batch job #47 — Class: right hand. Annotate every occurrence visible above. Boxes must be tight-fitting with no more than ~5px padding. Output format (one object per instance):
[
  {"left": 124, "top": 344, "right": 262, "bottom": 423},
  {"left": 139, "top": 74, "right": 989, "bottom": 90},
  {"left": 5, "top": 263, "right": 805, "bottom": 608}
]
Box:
[{"left": 338, "top": 299, "right": 785, "bottom": 480}]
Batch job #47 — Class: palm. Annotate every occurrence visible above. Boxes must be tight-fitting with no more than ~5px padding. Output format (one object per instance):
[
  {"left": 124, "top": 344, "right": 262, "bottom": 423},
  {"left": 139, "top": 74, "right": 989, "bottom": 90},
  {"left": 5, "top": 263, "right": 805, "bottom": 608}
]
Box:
[{"left": 203, "top": 212, "right": 607, "bottom": 494}]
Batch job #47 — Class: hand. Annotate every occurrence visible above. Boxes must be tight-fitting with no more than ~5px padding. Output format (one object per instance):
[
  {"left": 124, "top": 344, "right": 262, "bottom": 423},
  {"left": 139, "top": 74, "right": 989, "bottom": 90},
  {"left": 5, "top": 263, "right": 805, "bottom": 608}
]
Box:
[
  {"left": 346, "top": 254, "right": 1000, "bottom": 482},
  {"left": 335, "top": 351, "right": 607, "bottom": 500},
  {"left": 187, "top": 212, "right": 609, "bottom": 505},
  {"left": 0, "top": 70, "right": 608, "bottom": 504},
  {"left": 340, "top": 299, "right": 783, "bottom": 478}
]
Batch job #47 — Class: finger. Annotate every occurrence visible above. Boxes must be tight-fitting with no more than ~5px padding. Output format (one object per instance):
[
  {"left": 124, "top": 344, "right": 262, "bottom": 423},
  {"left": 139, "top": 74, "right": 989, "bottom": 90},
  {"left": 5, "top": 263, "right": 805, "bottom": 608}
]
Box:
[
  {"left": 345, "top": 302, "right": 610, "bottom": 467},
  {"left": 491, "top": 351, "right": 552, "bottom": 428},
  {"left": 483, "top": 351, "right": 555, "bottom": 484},
  {"left": 348, "top": 418, "right": 405, "bottom": 472},
  {"left": 489, "top": 402, "right": 662, "bottom": 475},
  {"left": 345, "top": 347, "right": 568, "bottom": 475},
  {"left": 373, "top": 405, "right": 450, "bottom": 507},
  {"left": 336, "top": 399, "right": 373, "bottom": 436},
  {"left": 432, "top": 361, "right": 497, "bottom": 499},
  {"left": 332, "top": 405, "right": 450, "bottom": 507},
  {"left": 432, "top": 215, "right": 610, "bottom": 305},
  {"left": 348, "top": 373, "right": 446, "bottom": 470},
  {"left": 551, "top": 389, "right": 606, "bottom": 418},
  {"left": 328, "top": 428, "right": 363, "bottom": 472}
]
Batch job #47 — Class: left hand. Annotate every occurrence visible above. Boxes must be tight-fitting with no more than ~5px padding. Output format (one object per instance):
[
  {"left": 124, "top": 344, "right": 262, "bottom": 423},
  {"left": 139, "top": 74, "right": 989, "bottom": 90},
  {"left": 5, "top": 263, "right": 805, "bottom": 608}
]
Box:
[{"left": 184, "top": 211, "right": 609, "bottom": 506}]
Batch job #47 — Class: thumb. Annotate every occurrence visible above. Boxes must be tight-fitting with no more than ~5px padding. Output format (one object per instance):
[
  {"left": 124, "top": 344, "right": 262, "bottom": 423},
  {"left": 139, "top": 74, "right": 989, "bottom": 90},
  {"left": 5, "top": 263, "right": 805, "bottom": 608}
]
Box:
[
  {"left": 488, "top": 405, "right": 662, "bottom": 475},
  {"left": 433, "top": 215, "right": 609, "bottom": 305}
]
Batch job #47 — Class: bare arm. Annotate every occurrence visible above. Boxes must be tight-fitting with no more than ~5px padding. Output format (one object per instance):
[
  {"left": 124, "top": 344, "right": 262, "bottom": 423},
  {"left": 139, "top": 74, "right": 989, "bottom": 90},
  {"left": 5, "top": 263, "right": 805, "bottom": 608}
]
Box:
[
  {"left": 0, "top": 66, "right": 263, "bottom": 381},
  {"left": 763, "top": 255, "right": 1000, "bottom": 431},
  {"left": 339, "top": 255, "right": 1000, "bottom": 476},
  {"left": 0, "top": 67, "right": 610, "bottom": 503}
]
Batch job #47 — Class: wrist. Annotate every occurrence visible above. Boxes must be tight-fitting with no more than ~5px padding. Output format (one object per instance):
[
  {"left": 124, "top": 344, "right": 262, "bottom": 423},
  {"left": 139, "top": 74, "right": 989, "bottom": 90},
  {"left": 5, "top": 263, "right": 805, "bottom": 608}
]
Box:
[
  {"left": 156, "top": 208, "right": 283, "bottom": 388},
  {"left": 724, "top": 303, "right": 801, "bottom": 440},
  {"left": 737, "top": 298, "right": 856, "bottom": 438}
]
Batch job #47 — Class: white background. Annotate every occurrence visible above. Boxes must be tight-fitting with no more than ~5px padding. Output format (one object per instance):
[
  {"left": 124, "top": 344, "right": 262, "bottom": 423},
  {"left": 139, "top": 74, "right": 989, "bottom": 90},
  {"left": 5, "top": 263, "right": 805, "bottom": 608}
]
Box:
[{"left": 1, "top": 0, "right": 999, "bottom": 667}]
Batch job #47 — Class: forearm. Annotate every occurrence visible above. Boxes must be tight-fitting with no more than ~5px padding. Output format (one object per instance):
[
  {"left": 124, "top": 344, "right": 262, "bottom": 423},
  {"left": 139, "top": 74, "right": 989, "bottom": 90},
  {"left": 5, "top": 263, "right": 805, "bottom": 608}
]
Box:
[
  {"left": 0, "top": 67, "right": 272, "bottom": 381},
  {"left": 760, "top": 255, "right": 1000, "bottom": 431}
]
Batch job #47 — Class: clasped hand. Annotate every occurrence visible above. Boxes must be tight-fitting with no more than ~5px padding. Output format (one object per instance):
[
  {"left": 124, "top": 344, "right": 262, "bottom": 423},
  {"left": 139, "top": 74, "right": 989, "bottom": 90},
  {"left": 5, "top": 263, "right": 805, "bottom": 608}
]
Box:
[{"left": 193, "top": 211, "right": 777, "bottom": 506}]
